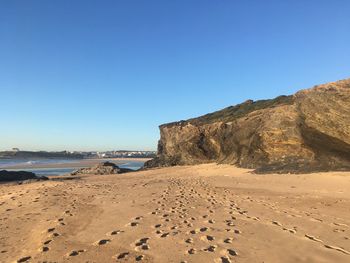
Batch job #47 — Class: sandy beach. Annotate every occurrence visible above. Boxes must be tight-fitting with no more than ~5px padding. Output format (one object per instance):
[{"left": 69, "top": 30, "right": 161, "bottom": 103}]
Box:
[{"left": 0, "top": 164, "right": 349, "bottom": 262}]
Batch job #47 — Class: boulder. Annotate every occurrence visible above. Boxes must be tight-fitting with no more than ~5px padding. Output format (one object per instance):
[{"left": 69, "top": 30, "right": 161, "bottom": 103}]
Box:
[
  {"left": 0, "top": 170, "right": 48, "bottom": 182},
  {"left": 71, "top": 162, "right": 132, "bottom": 175}
]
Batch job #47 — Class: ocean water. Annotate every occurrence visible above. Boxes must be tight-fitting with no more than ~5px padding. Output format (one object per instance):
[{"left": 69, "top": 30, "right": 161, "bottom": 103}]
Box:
[
  {"left": 0, "top": 159, "right": 76, "bottom": 168},
  {"left": 0, "top": 159, "right": 145, "bottom": 176}
]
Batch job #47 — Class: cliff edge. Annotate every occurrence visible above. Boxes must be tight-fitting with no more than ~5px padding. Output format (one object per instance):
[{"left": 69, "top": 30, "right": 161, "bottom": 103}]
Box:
[{"left": 145, "top": 78, "right": 350, "bottom": 173}]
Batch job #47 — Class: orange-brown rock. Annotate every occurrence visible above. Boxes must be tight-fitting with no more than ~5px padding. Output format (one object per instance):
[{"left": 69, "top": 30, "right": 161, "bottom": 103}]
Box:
[{"left": 145, "top": 78, "right": 350, "bottom": 173}]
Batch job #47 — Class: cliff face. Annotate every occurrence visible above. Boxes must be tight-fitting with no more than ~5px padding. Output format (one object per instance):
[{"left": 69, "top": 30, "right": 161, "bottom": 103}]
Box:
[{"left": 145, "top": 79, "right": 350, "bottom": 173}]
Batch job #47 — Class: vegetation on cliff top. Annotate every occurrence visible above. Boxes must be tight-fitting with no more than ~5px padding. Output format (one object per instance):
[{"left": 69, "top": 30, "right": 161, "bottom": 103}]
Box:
[{"left": 162, "top": 95, "right": 293, "bottom": 127}]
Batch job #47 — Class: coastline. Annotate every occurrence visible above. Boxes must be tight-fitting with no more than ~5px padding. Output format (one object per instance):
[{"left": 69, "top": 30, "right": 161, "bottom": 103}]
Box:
[{"left": 0, "top": 158, "right": 151, "bottom": 170}]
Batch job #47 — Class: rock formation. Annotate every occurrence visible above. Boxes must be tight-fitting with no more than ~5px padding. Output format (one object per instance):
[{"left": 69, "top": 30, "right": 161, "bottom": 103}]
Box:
[
  {"left": 145, "top": 78, "right": 350, "bottom": 173},
  {"left": 0, "top": 170, "right": 48, "bottom": 182},
  {"left": 71, "top": 162, "right": 133, "bottom": 175}
]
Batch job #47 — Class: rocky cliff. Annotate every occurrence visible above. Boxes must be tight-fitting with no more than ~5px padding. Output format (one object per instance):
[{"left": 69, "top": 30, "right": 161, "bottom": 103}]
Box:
[{"left": 145, "top": 78, "right": 350, "bottom": 173}]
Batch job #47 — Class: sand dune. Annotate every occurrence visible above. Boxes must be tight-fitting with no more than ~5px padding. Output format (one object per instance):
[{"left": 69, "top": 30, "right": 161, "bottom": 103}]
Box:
[{"left": 0, "top": 164, "right": 349, "bottom": 262}]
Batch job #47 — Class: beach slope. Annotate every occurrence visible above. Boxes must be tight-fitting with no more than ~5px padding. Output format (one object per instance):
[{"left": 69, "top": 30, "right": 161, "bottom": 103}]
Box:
[{"left": 0, "top": 164, "right": 349, "bottom": 262}]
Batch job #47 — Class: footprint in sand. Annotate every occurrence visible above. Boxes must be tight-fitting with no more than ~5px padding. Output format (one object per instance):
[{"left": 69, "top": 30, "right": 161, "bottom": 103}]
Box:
[
  {"left": 305, "top": 234, "right": 350, "bottom": 255},
  {"left": 227, "top": 248, "right": 238, "bottom": 256},
  {"left": 95, "top": 239, "right": 111, "bottom": 245},
  {"left": 216, "top": 248, "right": 238, "bottom": 262},
  {"left": 201, "top": 235, "right": 215, "bottom": 241},
  {"left": 110, "top": 230, "right": 124, "bottom": 235},
  {"left": 324, "top": 244, "right": 350, "bottom": 255},
  {"left": 203, "top": 245, "right": 217, "bottom": 252},
  {"left": 305, "top": 234, "right": 323, "bottom": 243},
  {"left": 17, "top": 256, "right": 31, "bottom": 262},
  {"left": 116, "top": 252, "right": 129, "bottom": 259},
  {"left": 68, "top": 249, "right": 85, "bottom": 256},
  {"left": 218, "top": 256, "right": 232, "bottom": 263},
  {"left": 135, "top": 255, "right": 145, "bottom": 261},
  {"left": 160, "top": 232, "right": 170, "bottom": 238},
  {"left": 224, "top": 238, "right": 233, "bottom": 244},
  {"left": 226, "top": 221, "right": 235, "bottom": 227},
  {"left": 135, "top": 238, "right": 150, "bottom": 251},
  {"left": 187, "top": 248, "right": 197, "bottom": 255},
  {"left": 129, "top": 222, "right": 139, "bottom": 227},
  {"left": 272, "top": 221, "right": 282, "bottom": 226},
  {"left": 189, "top": 229, "right": 198, "bottom": 234},
  {"left": 333, "top": 222, "right": 348, "bottom": 227},
  {"left": 200, "top": 227, "right": 209, "bottom": 232},
  {"left": 282, "top": 227, "right": 296, "bottom": 234},
  {"left": 135, "top": 238, "right": 149, "bottom": 246},
  {"left": 155, "top": 229, "right": 163, "bottom": 235},
  {"left": 185, "top": 238, "right": 193, "bottom": 244},
  {"left": 139, "top": 244, "right": 149, "bottom": 250},
  {"left": 43, "top": 239, "right": 52, "bottom": 245}
]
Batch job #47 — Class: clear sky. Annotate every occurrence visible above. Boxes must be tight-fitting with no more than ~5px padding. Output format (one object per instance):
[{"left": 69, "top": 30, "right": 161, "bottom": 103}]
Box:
[{"left": 1, "top": 1, "right": 349, "bottom": 151}]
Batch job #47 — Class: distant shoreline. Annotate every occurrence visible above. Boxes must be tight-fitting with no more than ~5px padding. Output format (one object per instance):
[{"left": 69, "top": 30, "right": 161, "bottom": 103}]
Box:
[{"left": 1, "top": 157, "right": 151, "bottom": 170}]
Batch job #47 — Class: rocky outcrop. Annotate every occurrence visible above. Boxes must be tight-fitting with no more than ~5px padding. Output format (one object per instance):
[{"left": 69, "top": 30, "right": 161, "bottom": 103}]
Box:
[
  {"left": 0, "top": 170, "right": 48, "bottom": 182},
  {"left": 71, "top": 162, "right": 133, "bottom": 175},
  {"left": 145, "top": 78, "right": 350, "bottom": 173}
]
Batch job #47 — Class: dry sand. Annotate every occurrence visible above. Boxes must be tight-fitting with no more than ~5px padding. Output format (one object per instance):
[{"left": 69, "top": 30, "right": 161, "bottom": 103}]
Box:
[{"left": 0, "top": 164, "right": 349, "bottom": 262}]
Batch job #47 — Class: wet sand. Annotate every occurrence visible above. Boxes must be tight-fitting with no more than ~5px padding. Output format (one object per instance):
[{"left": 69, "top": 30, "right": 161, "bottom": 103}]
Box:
[{"left": 0, "top": 164, "right": 349, "bottom": 262}]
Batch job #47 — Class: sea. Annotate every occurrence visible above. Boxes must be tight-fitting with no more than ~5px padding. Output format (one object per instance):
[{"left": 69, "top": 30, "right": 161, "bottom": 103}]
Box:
[{"left": 0, "top": 159, "right": 146, "bottom": 176}]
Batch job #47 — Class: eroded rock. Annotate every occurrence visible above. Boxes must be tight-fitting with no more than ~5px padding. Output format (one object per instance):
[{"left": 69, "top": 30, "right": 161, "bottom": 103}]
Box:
[
  {"left": 0, "top": 170, "right": 48, "bottom": 182},
  {"left": 145, "top": 78, "right": 350, "bottom": 173},
  {"left": 71, "top": 162, "right": 133, "bottom": 175}
]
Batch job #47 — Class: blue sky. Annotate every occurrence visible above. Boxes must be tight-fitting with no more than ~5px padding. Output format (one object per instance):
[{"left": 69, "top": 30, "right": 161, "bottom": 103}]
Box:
[{"left": 1, "top": 0, "right": 349, "bottom": 151}]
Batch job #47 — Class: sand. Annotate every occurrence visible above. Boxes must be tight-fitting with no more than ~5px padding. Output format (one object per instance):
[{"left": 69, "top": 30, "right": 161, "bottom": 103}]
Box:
[{"left": 0, "top": 164, "right": 349, "bottom": 262}]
